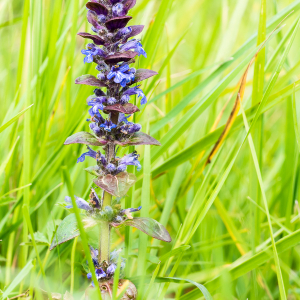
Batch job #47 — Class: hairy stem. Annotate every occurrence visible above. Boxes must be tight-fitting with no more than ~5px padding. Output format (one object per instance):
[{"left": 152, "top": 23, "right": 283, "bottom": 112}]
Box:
[{"left": 99, "top": 191, "right": 112, "bottom": 264}]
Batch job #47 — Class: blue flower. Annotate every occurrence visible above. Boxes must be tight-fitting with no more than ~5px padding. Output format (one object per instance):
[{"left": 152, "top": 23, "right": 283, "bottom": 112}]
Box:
[
  {"left": 77, "top": 146, "right": 97, "bottom": 163},
  {"left": 107, "top": 263, "right": 117, "bottom": 275},
  {"left": 88, "top": 97, "right": 107, "bottom": 117},
  {"left": 64, "top": 196, "right": 92, "bottom": 211},
  {"left": 121, "top": 206, "right": 142, "bottom": 214},
  {"left": 118, "top": 113, "right": 131, "bottom": 124},
  {"left": 87, "top": 267, "right": 106, "bottom": 286},
  {"left": 107, "top": 64, "right": 135, "bottom": 87},
  {"left": 123, "top": 85, "right": 147, "bottom": 105},
  {"left": 120, "top": 39, "right": 147, "bottom": 58},
  {"left": 89, "top": 122, "right": 101, "bottom": 135},
  {"left": 121, "top": 206, "right": 142, "bottom": 219},
  {"left": 100, "top": 120, "right": 117, "bottom": 132},
  {"left": 95, "top": 268, "right": 106, "bottom": 279},
  {"left": 81, "top": 44, "right": 105, "bottom": 64},
  {"left": 118, "top": 152, "right": 141, "bottom": 172}
]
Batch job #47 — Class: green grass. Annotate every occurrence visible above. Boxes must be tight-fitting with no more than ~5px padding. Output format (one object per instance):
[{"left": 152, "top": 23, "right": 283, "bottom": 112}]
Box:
[{"left": 1, "top": 0, "right": 300, "bottom": 299}]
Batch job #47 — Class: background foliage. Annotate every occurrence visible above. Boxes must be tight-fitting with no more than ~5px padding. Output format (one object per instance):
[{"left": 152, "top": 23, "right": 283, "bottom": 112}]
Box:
[{"left": 1, "top": 0, "right": 300, "bottom": 299}]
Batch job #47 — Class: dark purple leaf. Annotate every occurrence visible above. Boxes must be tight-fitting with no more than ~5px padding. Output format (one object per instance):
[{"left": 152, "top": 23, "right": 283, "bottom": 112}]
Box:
[
  {"left": 123, "top": 0, "right": 136, "bottom": 10},
  {"left": 104, "top": 103, "right": 140, "bottom": 114},
  {"left": 87, "top": 10, "right": 103, "bottom": 30},
  {"left": 86, "top": 2, "right": 109, "bottom": 15},
  {"left": 64, "top": 131, "right": 107, "bottom": 146},
  {"left": 75, "top": 75, "right": 107, "bottom": 87},
  {"left": 127, "top": 132, "right": 161, "bottom": 146},
  {"left": 104, "top": 51, "right": 138, "bottom": 64},
  {"left": 93, "top": 172, "right": 136, "bottom": 197},
  {"left": 131, "top": 69, "right": 158, "bottom": 84},
  {"left": 127, "top": 25, "right": 144, "bottom": 38},
  {"left": 105, "top": 16, "right": 132, "bottom": 31},
  {"left": 125, "top": 217, "right": 172, "bottom": 242},
  {"left": 77, "top": 32, "right": 105, "bottom": 45}
]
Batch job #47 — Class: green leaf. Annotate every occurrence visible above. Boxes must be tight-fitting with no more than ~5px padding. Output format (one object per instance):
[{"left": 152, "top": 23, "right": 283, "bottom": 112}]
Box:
[
  {"left": 0, "top": 104, "right": 33, "bottom": 134},
  {"left": 28, "top": 231, "right": 50, "bottom": 246},
  {"left": 1, "top": 260, "right": 34, "bottom": 299},
  {"left": 159, "top": 246, "right": 191, "bottom": 263},
  {"left": 50, "top": 213, "right": 80, "bottom": 250},
  {"left": 131, "top": 276, "right": 213, "bottom": 300},
  {"left": 85, "top": 165, "right": 101, "bottom": 177},
  {"left": 125, "top": 217, "right": 172, "bottom": 242}
]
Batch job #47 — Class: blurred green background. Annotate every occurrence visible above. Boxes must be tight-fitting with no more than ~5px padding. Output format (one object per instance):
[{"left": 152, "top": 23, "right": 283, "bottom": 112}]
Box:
[{"left": 1, "top": 0, "right": 300, "bottom": 299}]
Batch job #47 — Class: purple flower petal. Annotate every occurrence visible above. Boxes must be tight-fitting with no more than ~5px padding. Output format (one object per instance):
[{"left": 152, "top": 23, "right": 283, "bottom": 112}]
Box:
[
  {"left": 77, "top": 146, "right": 97, "bottom": 163},
  {"left": 64, "top": 196, "right": 92, "bottom": 211},
  {"left": 107, "top": 263, "right": 117, "bottom": 275},
  {"left": 95, "top": 268, "right": 106, "bottom": 279}
]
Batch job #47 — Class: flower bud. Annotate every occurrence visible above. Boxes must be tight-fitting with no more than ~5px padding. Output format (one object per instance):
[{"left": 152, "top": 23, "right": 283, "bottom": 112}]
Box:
[
  {"left": 98, "top": 14, "right": 107, "bottom": 23},
  {"left": 120, "top": 94, "right": 130, "bottom": 104},
  {"left": 97, "top": 73, "right": 106, "bottom": 81},
  {"left": 112, "top": 3, "right": 125, "bottom": 17},
  {"left": 94, "top": 88, "right": 105, "bottom": 97},
  {"left": 107, "top": 97, "right": 117, "bottom": 105},
  {"left": 106, "top": 163, "right": 116, "bottom": 172}
]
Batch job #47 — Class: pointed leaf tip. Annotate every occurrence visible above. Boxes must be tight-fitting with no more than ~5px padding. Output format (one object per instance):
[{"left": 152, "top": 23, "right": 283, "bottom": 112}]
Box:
[
  {"left": 75, "top": 75, "right": 107, "bottom": 87},
  {"left": 125, "top": 217, "right": 172, "bottom": 242},
  {"left": 50, "top": 214, "right": 80, "bottom": 250},
  {"left": 77, "top": 32, "right": 105, "bottom": 45},
  {"left": 64, "top": 131, "right": 107, "bottom": 146},
  {"left": 131, "top": 69, "right": 158, "bottom": 84},
  {"left": 128, "top": 132, "right": 160, "bottom": 146}
]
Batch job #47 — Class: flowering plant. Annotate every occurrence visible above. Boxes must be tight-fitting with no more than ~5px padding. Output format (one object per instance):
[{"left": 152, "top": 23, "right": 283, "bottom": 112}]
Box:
[{"left": 50, "top": 0, "right": 171, "bottom": 298}]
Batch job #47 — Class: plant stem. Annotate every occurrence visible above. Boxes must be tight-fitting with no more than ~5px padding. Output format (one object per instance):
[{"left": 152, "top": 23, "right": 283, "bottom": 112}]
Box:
[
  {"left": 99, "top": 191, "right": 112, "bottom": 264},
  {"left": 98, "top": 116, "right": 117, "bottom": 264}
]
